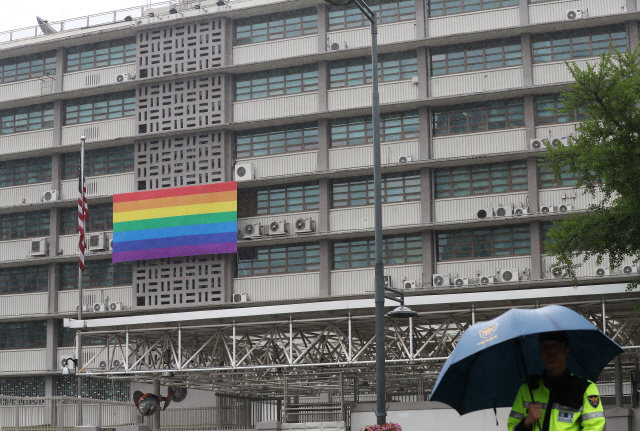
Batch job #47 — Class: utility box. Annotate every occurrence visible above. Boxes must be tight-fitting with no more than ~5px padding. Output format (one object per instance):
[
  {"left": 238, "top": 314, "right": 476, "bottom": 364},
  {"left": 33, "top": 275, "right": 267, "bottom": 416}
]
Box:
[{"left": 605, "top": 407, "right": 632, "bottom": 431}]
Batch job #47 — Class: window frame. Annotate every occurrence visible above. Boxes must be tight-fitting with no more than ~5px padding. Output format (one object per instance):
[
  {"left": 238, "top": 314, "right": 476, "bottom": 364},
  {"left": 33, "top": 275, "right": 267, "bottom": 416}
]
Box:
[
  {"left": 432, "top": 99, "right": 525, "bottom": 136},
  {"left": 0, "top": 210, "right": 50, "bottom": 240},
  {"left": 238, "top": 182, "right": 320, "bottom": 218},
  {"left": 64, "top": 92, "right": 135, "bottom": 125},
  {"left": 532, "top": 25, "right": 628, "bottom": 64},
  {"left": 330, "top": 110, "right": 419, "bottom": 147},
  {"left": 235, "top": 65, "right": 319, "bottom": 101},
  {"left": 65, "top": 38, "right": 136, "bottom": 72},
  {"left": 535, "top": 94, "right": 587, "bottom": 126},
  {"left": 329, "top": 51, "right": 418, "bottom": 88},
  {"left": 328, "top": 0, "right": 415, "bottom": 31},
  {"left": 0, "top": 52, "right": 56, "bottom": 84},
  {"left": 0, "top": 265, "right": 48, "bottom": 295},
  {"left": 539, "top": 163, "right": 581, "bottom": 189},
  {"left": 0, "top": 157, "right": 52, "bottom": 187},
  {"left": 436, "top": 224, "right": 531, "bottom": 261},
  {"left": 0, "top": 104, "right": 54, "bottom": 135},
  {"left": 237, "top": 242, "right": 321, "bottom": 276},
  {"left": 331, "top": 172, "right": 421, "bottom": 208},
  {"left": 60, "top": 260, "right": 132, "bottom": 290},
  {"left": 431, "top": 38, "right": 523, "bottom": 76},
  {"left": 236, "top": 124, "right": 319, "bottom": 158},
  {"left": 333, "top": 234, "right": 423, "bottom": 269},
  {"left": 0, "top": 321, "right": 47, "bottom": 350},
  {"left": 61, "top": 203, "right": 113, "bottom": 235},
  {"left": 62, "top": 145, "right": 134, "bottom": 179},
  {"left": 434, "top": 161, "right": 528, "bottom": 199},
  {"left": 235, "top": 8, "right": 318, "bottom": 45},
  {"left": 427, "top": 0, "right": 518, "bottom": 17}
]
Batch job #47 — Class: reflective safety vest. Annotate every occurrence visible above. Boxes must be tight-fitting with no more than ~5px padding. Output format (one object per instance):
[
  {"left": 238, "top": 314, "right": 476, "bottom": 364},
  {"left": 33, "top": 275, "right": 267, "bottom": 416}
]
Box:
[{"left": 507, "top": 374, "right": 605, "bottom": 431}]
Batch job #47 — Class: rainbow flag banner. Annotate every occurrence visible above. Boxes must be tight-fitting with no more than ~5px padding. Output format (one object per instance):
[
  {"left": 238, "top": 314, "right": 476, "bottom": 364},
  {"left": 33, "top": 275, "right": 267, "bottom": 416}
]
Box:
[{"left": 112, "top": 182, "right": 237, "bottom": 263}]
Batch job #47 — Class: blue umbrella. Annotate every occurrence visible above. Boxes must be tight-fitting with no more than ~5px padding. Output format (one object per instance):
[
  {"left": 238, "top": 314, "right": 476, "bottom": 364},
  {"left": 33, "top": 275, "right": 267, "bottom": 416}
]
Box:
[{"left": 430, "top": 305, "right": 624, "bottom": 416}]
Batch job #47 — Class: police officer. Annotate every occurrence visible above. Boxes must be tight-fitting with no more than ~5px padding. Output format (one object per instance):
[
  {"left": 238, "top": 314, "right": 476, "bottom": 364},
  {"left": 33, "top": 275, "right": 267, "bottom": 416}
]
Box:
[{"left": 507, "top": 331, "right": 605, "bottom": 431}]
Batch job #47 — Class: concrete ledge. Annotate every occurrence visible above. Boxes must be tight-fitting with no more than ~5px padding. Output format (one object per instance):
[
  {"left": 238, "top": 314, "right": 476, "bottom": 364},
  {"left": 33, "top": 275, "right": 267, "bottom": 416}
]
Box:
[
  {"left": 257, "top": 421, "right": 282, "bottom": 431},
  {"left": 115, "top": 426, "right": 149, "bottom": 431}
]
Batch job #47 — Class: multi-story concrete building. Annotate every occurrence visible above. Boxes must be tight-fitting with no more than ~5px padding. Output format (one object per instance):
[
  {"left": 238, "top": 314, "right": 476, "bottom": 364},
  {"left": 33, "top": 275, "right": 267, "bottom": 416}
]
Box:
[{"left": 0, "top": 0, "right": 639, "bottom": 420}]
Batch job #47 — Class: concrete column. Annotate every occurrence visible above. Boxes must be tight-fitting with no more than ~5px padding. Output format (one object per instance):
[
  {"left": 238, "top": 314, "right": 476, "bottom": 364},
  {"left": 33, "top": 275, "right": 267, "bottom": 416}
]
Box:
[
  {"left": 524, "top": 95, "right": 536, "bottom": 142},
  {"left": 318, "top": 178, "right": 330, "bottom": 232},
  {"left": 628, "top": 21, "right": 639, "bottom": 50},
  {"left": 221, "top": 17, "right": 234, "bottom": 67},
  {"left": 317, "top": 119, "right": 330, "bottom": 171},
  {"left": 415, "top": 0, "right": 427, "bottom": 39},
  {"left": 318, "top": 61, "right": 329, "bottom": 113},
  {"left": 45, "top": 377, "right": 55, "bottom": 426},
  {"left": 53, "top": 99, "right": 63, "bottom": 148},
  {"left": 527, "top": 157, "right": 539, "bottom": 213},
  {"left": 521, "top": 34, "right": 533, "bottom": 87},
  {"left": 152, "top": 380, "right": 160, "bottom": 431},
  {"left": 422, "top": 231, "right": 435, "bottom": 287},
  {"left": 417, "top": 47, "right": 428, "bottom": 99},
  {"left": 54, "top": 47, "right": 65, "bottom": 93},
  {"left": 222, "top": 74, "right": 235, "bottom": 124},
  {"left": 518, "top": 0, "right": 529, "bottom": 27},
  {"left": 317, "top": 4, "right": 328, "bottom": 52},
  {"left": 420, "top": 167, "right": 432, "bottom": 224},
  {"left": 529, "top": 221, "right": 543, "bottom": 281},
  {"left": 319, "top": 240, "right": 332, "bottom": 297}
]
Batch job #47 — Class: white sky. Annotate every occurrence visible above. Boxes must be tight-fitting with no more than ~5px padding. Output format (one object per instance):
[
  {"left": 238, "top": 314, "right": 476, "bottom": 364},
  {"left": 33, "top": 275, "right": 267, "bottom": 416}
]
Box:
[{"left": 1, "top": 0, "right": 150, "bottom": 34}]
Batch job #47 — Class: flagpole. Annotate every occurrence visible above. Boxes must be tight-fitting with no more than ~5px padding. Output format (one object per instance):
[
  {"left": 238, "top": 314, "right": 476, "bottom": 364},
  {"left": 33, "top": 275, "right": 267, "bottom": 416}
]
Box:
[{"left": 77, "top": 136, "right": 85, "bottom": 426}]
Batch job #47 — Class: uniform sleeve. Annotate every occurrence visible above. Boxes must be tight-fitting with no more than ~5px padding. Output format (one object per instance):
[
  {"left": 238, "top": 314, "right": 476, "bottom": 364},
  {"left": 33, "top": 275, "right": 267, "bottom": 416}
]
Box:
[
  {"left": 508, "top": 384, "right": 529, "bottom": 431},
  {"left": 581, "top": 382, "right": 605, "bottom": 431}
]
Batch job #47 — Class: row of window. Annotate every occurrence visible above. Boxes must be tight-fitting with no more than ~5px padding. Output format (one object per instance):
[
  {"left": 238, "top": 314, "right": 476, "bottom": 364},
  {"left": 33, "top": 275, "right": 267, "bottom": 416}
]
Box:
[
  {"left": 0, "top": 157, "right": 51, "bottom": 187},
  {"left": 0, "top": 52, "right": 56, "bottom": 84},
  {"left": 329, "top": 52, "right": 418, "bottom": 88},
  {"left": 235, "top": 9, "right": 318, "bottom": 45}
]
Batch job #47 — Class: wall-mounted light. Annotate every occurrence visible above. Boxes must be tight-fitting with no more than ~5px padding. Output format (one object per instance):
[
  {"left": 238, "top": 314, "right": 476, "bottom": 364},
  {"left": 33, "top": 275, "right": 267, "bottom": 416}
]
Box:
[{"left": 61, "top": 358, "right": 78, "bottom": 376}]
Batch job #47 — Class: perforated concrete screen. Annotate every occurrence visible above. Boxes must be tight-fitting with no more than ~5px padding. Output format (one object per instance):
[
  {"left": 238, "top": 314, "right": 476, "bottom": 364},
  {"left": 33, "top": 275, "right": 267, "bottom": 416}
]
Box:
[
  {"left": 137, "top": 19, "right": 225, "bottom": 78},
  {"left": 136, "top": 76, "right": 224, "bottom": 134},
  {"left": 135, "top": 131, "right": 225, "bottom": 190},
  {"left": 134, "top": 254, "right": 224, "bottom": 307}
]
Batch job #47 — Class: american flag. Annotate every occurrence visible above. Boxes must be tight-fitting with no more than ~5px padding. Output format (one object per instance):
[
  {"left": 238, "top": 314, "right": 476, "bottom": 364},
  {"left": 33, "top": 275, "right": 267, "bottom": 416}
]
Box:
[{"left": 78, "top": 163, "right": 88, "bottom": 271}]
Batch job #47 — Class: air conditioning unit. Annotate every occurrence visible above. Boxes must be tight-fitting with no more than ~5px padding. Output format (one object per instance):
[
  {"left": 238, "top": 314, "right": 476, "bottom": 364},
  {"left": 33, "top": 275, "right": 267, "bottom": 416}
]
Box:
[
  {"left": 99, "top": 360, "right": 108, "bottom": 370},
  {"left": 233, "top": 293, "right": 248, "bottom": 303},
  {"left": 88, "top": 232, "right": 106, "bottom": 251},
  {"left": 529, "top": 139, "right": 544, "bottom": 149},
  {"left": 551, "top": 267, "right": 565, "bottom": 279},
  {"left": 495, "top": 205, "right": 513, "bottom": 217},
  {"left": 500, "top": 269, "right": 519, "bottom": 282},
  {"left": 541, "top": 205, "right": 556, "bottom": 213},
  {"left": 109, "top": 302, "right": 122, "bottom": 311},
  {"left": 93, "top": 302, "right": 107, "bottom": 312},
  {"left": 559, "top": 204, "right": 573, "bottom": 212},
  {"left": 42, "top": 190, "right": 58, "bottom": 202},
  {"left": 476, "top": 208, "right": 494, "bottom": 219},
  {"left": 398, "top": 155, "right": 413, "bottom": 163},
  {"left": 566, "top": 9, "right": 583, "bottom": 20},
  {"left": 480, "top": 275, "right": 494, "bottom": 285},
  {"left": 411, "top": 76, "right": 419, "bottom": 85},
  {"left": 267, "top": 220, "right": 288, "bottom": 236},
  {"left": 623, "top": 265, "right": 638, "bottom": 274},
  {"left": 76, "top": 304, "right": 91, "bottom": 312},
  {"left": 514, "top": 207, "right": 529, "bottom": 216},
  {"left": 330, "top": 41, "right": 348, "bottom": 51},
  {"left": 549, "top": 136, "right": 568, "bottom": 147},
  {"left": 383, "top": 275, "right": 391, "bottom": 288},
  {"left": 432, "top": 273, "right": 450, "bottom": 287},
  {"left": 403, "top": 280, "right": 417, "bottom": 289},
  {"left": 234, "top": 163, "right": 254, "bottom": 181},
  {"left": 112, "top": 359, "right": 122, "bottom": 369},
  {"left": 116, "top": 73, "right": 133, "bottom": 82},
  {"left": 242, "top": 222, "right": 261, "bottom": 239},
  {"left": 294, "top": 217, "right": 315, "bottom": 234},
  {"left": 595, "top": 267, "right": 610, "bottom": 277},
  {"left": 454, "top": 277, "right": 469, "bottom": 287},
  {"left": 30, "top": 238, "right": 48, "bottom": 257}
]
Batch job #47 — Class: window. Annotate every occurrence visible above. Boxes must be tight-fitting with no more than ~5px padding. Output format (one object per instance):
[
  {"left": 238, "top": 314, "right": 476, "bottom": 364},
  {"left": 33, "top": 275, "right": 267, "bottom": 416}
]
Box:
[
  {"left": 58, "top": 324, "right": 104, "bottom": 347},
  {"left": 235, "top": 66, "right": 318, "bottom": 101},
  {"left": 236, "top": 124, "right": 319, "bottom": 158},
  {"left": 0, "top": 157, "right": 51, "bottom": 187},
  {"left": 328, "top": 0, "right": 415, "bottom": 30},
  {"left": 333, "top": 234, "right": 422, "bottom": 269},
  {"left": 533, "top": 26, "right": 627, "bottom": 63},
  {"left": 0, "top": 321, "right": 46, "bottom": 349},
  {"left": 329, "top": 51, "right": 418, "bottom": 88},
  {"left": 235, "top": 9, "right": 317, "bottom": 45},
  {"left": 332, "top": 172, "right": 421, "bottom": 207},
  {"left": 66, "top": 38, "right": 136, "bottom": 72},
  {"left": 0, "top": 52, "right": 56, "bottom": 83},
  {"left": 0, "top": 104, "right": 54, "bottom": 135},
  {"left": 539, "top": 164, "right": 579, "bottom": 188},
  {"left": 330, "top": 110, "right": 419, "bottom": 147},
  {"left": 60, "top": 260, "right": 132, "bottom": 290},
  {"left": 431, "top": 38, "right": 522, "bottom": 75},
  {"left": 62, "top": 145, "right": 134, "bottom": 179},
  {"left": 238, "top": 182, "right": 319, "bottom": 217},
  {"left": 64, "top": 92, "right": 135, "bottom": 125},
  {"left": 61, "top": 203, "right": 113, "bottom": 235},
  {"left": 432, "top": 99, "right": 524, "bottom": 136},
  {"left": 535, "top": 94, "right": 586, "bottom": 125},
  {"left": 428, "top": 0, "right": 518, "bottom": 16},
  {"left": 437, "top": 225, "right": 531, "bottom": 261},
  {"left": 0, "top": 265, "right": 48, "bottom": 295},
  {"left": 0, "top": 211, "right": 50, "bottom": 240},
  {"left": 237, "top": 242, "right": 320, "bottom": 276},
  {"left": 54, "top": 376, "right": 130, "bottom": 401},
  {"left": 0, "top": 377, "right": 46, "bottom": 397},
  {"left": 434, "top": 161, "right": 528, "bottom": 198}
]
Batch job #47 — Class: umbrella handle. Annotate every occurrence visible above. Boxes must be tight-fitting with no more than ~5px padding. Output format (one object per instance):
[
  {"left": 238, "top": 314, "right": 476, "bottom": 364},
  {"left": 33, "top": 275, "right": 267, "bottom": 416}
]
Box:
[{"left": 516, "top": 338, "right": 543, "bottom": 431}]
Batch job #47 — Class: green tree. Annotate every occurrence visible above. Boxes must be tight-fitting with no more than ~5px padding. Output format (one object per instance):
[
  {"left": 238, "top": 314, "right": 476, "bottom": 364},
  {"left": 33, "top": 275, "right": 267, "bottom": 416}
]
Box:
[{"left": 542, "top": 46, "right": 640, "bottom": 290}]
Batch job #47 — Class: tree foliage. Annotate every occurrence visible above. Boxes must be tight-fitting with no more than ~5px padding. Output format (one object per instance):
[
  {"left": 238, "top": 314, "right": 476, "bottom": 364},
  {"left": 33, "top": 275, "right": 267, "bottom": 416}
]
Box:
[{"left": 542, "top": 46, "right": 640, "bottom": 290}]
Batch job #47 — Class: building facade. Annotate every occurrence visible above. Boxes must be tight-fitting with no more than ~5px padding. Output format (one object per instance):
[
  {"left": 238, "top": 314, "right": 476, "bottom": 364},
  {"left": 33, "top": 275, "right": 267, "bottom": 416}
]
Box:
[{"left": 0, "top": 0, "right": 639, "bottom": 407}]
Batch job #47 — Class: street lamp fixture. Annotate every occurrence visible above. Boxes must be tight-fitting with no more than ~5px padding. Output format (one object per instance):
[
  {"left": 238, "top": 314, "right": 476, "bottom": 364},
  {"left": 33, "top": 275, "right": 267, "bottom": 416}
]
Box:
[{"left": 61, "top": 357, "right": 78, "bottom": 376}]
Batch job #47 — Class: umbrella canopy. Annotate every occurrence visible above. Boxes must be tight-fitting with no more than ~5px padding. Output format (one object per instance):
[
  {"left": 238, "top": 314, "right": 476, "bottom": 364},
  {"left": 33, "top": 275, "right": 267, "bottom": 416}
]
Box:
[{"left": 430, "top": 305, "right": 624, "bottom": 415}]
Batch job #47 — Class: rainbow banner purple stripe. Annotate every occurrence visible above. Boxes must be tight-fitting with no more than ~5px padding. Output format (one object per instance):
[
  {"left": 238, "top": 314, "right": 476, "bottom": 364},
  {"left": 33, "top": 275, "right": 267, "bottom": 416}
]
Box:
[{"left": 111, "top": 182, "right": 237, "bottom": 263}]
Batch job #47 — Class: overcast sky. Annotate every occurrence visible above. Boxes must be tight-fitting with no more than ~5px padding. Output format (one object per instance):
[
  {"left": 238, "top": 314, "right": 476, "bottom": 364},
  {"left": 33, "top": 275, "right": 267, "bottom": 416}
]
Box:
[{"left": 1, "top": 0, "right": 148, "bottom": 34}]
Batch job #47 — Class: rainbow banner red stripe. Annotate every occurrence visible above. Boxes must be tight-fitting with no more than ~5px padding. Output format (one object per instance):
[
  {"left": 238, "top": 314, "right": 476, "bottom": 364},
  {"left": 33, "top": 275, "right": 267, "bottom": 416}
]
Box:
[{"left": 112, "top": 182, "right": 237, "bottom": 263}]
